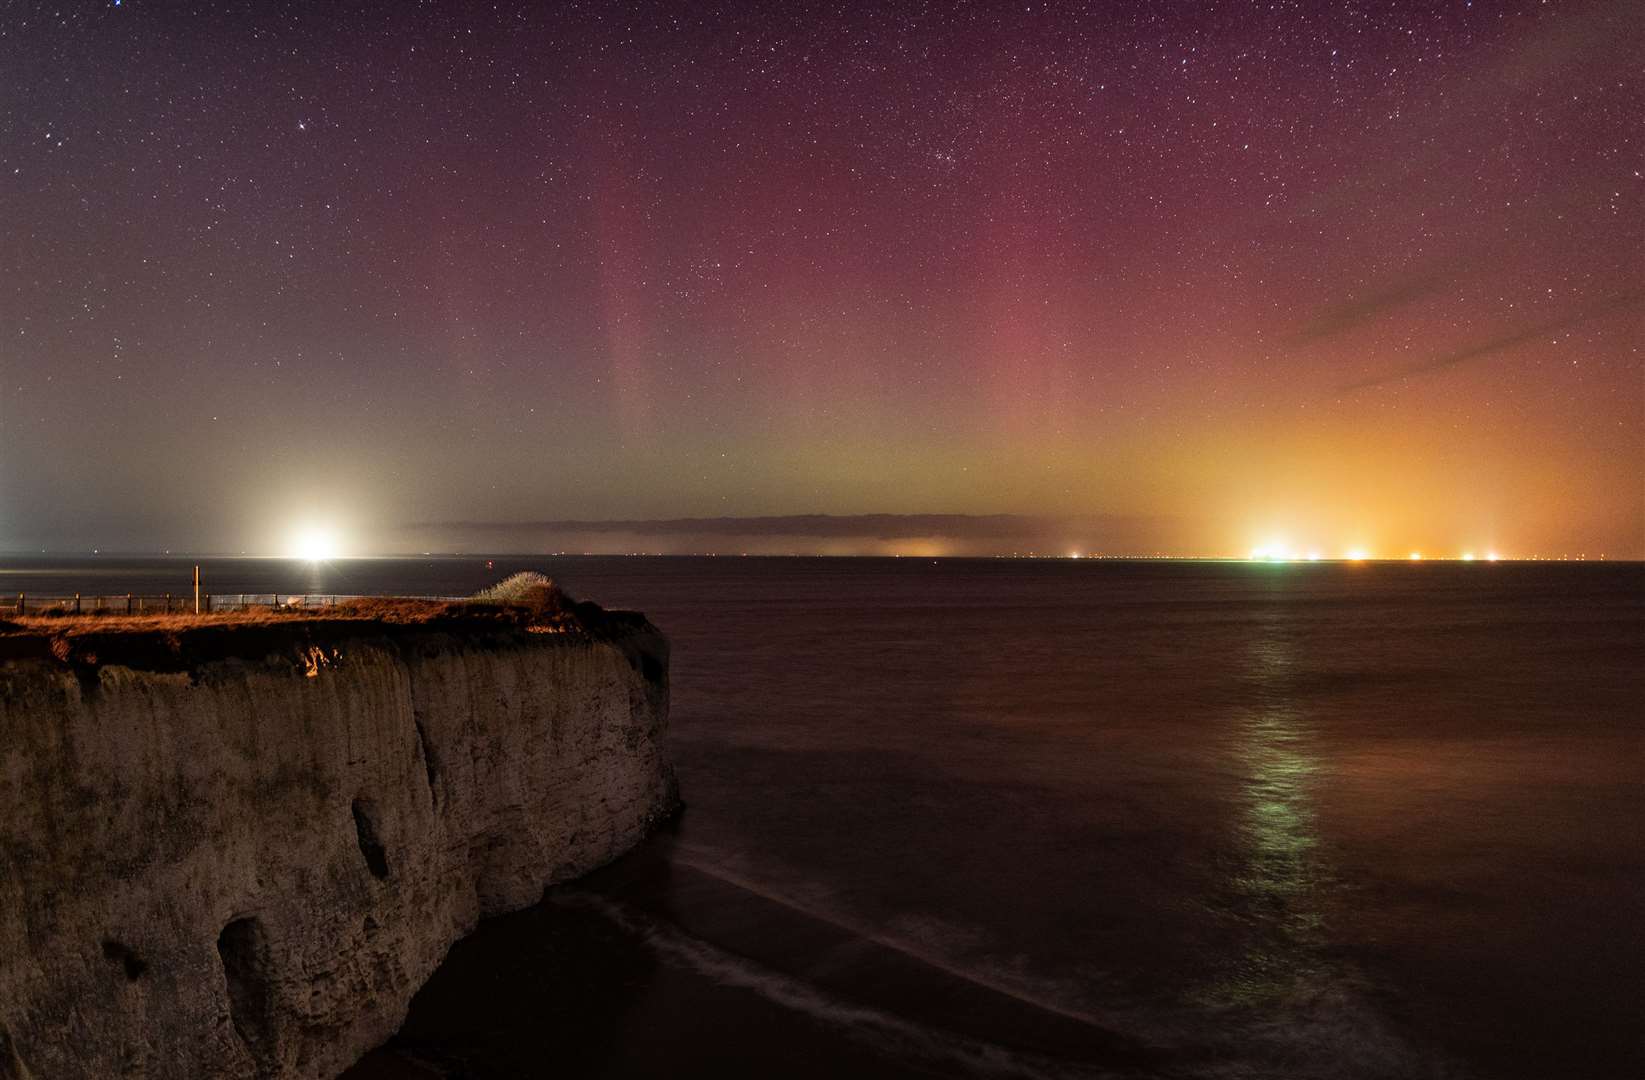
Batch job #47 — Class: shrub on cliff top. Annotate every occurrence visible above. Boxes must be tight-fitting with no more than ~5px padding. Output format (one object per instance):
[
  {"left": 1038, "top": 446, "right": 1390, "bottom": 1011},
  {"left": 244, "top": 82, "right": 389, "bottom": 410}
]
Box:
[{"left": 472, "top": 572, "right": 572, "bottom": 613}]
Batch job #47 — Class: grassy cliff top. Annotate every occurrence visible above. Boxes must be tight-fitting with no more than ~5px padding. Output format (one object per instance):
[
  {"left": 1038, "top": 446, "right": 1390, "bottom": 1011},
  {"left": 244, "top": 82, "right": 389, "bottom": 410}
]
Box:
[
  {"left": 3, "top": 597, "right": 556, "bottom": 635},
  {"left": 0, "top": 592, "right": 656, "bottom": 673}
]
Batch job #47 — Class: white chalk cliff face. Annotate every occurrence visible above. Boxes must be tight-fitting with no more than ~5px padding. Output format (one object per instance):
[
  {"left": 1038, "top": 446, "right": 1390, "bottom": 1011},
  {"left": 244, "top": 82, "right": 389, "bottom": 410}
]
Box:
[{"left": 0, "top": 613, "right": 676, "bottom": 1079}]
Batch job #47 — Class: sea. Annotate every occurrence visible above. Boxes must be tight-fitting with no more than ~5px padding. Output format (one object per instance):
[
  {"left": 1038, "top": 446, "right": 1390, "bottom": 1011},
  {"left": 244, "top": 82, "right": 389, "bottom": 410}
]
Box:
[{"left": 4, "top": 555, "right": 1641, "bottom": 1079}]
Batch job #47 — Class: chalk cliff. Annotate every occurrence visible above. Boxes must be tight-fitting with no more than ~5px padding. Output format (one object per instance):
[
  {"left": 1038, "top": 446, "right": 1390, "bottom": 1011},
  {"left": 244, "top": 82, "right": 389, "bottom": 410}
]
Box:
[{"left": 0, "top": 603, "right": 676, "bottom": 1079}]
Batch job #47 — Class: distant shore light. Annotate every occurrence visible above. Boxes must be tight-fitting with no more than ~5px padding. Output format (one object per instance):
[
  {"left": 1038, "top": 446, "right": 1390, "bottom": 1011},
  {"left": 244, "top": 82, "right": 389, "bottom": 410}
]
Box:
[
  {"left": 1249, "top": 540, "right": 1294, "bottom": 562},
  {"left": 1461, "top": 552, "right": 1476, "bottom": 562},
  {"left": 1346, "top": 548, "right": 1369, "bottom": 561},
  {"left": 1409, "top": 551, "right": 1423, "bottom": 561},
  {"left": 289, "top": 526, "right": 341, "bottom": 561},
  {"left": 1487, "top": 551, "right": 1501, "bottom": 562}
]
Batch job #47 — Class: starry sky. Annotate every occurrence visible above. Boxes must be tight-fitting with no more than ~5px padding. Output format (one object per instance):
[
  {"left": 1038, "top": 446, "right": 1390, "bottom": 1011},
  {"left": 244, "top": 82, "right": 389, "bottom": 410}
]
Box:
[{"left": 2, "top": 0, "right": 1640, "bottom": 557}]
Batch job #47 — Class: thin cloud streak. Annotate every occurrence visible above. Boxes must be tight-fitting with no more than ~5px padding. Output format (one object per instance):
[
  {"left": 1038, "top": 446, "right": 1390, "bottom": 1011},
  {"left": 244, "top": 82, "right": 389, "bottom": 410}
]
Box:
[
  {"left": 1340, "top": 292, "right": 1643, "bottom": 393},
  {"left": 1286, "top": 274, "right": 1445, "bottom": 345}
]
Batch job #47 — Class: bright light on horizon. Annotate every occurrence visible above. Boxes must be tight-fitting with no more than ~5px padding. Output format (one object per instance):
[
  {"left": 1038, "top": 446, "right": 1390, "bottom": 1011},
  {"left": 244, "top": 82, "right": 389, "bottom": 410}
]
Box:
[
  {"left": 1248, "top": 541, "right": 1294, "bottom": 562},
  {"left": 288, "top": 525, "right": 341, "bottom": 562},
  {"left": 1239, "top": 539, "right": 1523, "bottom": 563}
]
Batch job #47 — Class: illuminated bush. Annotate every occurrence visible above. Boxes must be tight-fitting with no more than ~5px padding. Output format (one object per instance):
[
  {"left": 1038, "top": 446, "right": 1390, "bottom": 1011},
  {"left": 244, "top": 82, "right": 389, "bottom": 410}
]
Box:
[{"left": 473, "top": 572, "right": 572, "bottom": 612}]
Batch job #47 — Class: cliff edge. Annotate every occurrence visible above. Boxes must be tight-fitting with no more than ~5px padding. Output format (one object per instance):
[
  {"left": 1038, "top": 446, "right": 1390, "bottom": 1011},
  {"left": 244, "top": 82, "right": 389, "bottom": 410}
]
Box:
[{"left": 0, "top": 598, "right": 677, "bottom": 1079}]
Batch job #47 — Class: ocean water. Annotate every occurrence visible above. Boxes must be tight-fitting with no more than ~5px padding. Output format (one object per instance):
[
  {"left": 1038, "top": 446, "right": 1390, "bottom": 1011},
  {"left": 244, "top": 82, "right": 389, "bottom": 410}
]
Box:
[{"left": 6, "top": 556, "right": 1641, "bottom": 1078}]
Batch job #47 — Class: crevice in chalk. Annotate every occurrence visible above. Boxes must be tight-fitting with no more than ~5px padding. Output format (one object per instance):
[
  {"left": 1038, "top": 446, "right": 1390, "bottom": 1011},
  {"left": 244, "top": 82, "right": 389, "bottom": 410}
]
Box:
[
  {"left": 412, "top": 716, "right": 440, "bottom": 809},
  {"left": 352, "top": 798, "right": 390, "bottom": 880}
]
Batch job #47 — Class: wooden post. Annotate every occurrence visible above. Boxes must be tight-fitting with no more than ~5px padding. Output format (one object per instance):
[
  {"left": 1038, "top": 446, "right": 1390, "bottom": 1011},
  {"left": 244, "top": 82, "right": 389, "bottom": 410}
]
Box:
[
  {"left": 164, "top": 593, "right": 171, "bottom": 613},
  {"left": 16, "top": 593, "right": 22, "bottom": 615},
  {"left": 74, "top": 593, "right": 81, "bottom": 614},
  {"left": 126, "top": 594, "right": 133, "bottom": 615},
  {"left": 194, "top": 564, "right": 201, "bottom": 615}
]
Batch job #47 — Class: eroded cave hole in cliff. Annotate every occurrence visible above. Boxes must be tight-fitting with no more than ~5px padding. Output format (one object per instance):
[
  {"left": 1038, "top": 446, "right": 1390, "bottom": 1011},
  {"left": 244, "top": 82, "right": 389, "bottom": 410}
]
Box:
[
  {"left": 352, "top": 797, "right": 390, "bottom": 880},
  {"left": 639, "top": 651, "right": 664, "bottom": 684},
  {"left": 217, "top": 917, "right": 274, "bottom": 1060}
]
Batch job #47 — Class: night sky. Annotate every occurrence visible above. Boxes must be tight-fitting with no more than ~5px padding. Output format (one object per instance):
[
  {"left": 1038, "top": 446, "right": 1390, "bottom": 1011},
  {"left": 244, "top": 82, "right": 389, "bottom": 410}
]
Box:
[{"left": 2, "top": 1, "right": 1640, "bottom": 557}]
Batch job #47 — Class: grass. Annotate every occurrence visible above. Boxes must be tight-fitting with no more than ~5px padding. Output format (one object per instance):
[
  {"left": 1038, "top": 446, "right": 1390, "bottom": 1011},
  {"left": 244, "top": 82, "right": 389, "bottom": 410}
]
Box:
[
  {"left": 0, "top": 571, "right": 663, "bottom": 676},
  {"left": 8, "top": 604, "right": 409, "bottom": 635},
  {"left": 3, "top": 573, "right": 588, "bottom": 631},
  {"left": 0, "top": 597, "right": 581, "bottom": 637}
]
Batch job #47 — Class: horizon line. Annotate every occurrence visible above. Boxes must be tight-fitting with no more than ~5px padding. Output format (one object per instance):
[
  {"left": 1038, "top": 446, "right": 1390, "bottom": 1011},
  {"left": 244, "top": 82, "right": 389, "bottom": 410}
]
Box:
[{"left": 0, "top": 551, "right": 1637, "bottom": 564}]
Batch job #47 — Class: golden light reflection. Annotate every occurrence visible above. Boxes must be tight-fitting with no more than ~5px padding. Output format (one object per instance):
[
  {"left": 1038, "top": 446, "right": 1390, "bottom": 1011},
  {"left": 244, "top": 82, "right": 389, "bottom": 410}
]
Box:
[{"left": 1201, "top": 621, "right": 1331, "bottom": 1011}]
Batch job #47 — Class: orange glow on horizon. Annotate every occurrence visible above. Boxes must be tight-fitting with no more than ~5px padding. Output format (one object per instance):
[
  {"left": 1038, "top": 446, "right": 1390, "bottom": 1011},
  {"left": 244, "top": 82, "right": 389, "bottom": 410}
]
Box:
[{"left": 1241, "top": 542, "right": 1518, "bottom": 563}]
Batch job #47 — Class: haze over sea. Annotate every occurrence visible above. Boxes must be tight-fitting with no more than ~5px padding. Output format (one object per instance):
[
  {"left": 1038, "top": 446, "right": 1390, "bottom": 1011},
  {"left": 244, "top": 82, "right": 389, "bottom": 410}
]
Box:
[{"left": 7, "top": 555, "right": 1640, "bottom": 1079}]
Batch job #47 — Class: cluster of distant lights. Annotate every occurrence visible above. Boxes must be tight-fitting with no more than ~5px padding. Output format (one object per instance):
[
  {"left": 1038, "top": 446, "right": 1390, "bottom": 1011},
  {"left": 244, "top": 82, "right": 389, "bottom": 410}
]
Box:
[{"left": 1244, "top": 544, "right": 1501, "bottom": 563}]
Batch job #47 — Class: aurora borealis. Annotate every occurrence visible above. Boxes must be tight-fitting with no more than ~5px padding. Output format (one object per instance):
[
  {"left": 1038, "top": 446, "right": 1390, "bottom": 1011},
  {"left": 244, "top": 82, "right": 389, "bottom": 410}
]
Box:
[{"left": 2, "top": 1, "right": 1640, "bottom": 557}]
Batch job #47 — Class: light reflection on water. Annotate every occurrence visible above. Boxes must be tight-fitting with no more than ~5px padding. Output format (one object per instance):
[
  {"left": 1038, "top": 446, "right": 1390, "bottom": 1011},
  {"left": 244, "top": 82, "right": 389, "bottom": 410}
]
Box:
[{"left": 1203, "top": 621, "right": 1332, "bottom": 1009}]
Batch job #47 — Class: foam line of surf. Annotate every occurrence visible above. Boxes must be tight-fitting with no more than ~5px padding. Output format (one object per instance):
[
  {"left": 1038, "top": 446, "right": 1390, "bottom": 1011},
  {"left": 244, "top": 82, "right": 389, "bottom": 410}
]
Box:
[
  {"left": 668, "top": 850, "right": 1448, "bottom": 1080},
  {"left": 673, "top": 847, "right": 1148, "bottom": 1037},
  {"left": 552, "top": 888, "right": 1146, "bottom": 1080}
]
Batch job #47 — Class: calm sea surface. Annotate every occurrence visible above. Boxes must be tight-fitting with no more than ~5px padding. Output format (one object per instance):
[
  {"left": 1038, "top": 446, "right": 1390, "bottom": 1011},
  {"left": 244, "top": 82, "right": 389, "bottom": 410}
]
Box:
[{"left": 6, "top": 556, "right": 1641, "bottom": 1079}]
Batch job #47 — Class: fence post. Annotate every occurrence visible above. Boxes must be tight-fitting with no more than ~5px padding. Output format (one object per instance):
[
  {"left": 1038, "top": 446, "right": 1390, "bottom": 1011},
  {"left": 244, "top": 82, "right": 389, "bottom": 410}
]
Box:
[
  {"left": 164, "top": 593, "right": 171, "bottom": 613},
  {"left": 74, "top": 593, "right": 81, "bottom": 614},
  {"left": 16, "top": 593, "right": 22, "bottom": 615},
  {"left": 126, "top": 594, "right": 133, "bottom": 615},
  {"left": 194, "top": 564, "right": 201, "bottom": 615}
]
